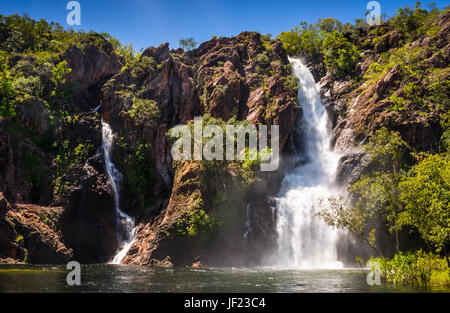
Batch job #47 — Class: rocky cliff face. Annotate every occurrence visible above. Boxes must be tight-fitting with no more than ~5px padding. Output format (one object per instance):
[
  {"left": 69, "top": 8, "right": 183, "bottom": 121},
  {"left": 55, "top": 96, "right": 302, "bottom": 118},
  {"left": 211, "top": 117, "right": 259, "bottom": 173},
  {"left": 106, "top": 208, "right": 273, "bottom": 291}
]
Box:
[
  {"left": 0, "top": 192, "right": 72, "bottom": 263},
  {"left": 101, "top": 32, "right": 299, "bottom": 266},
  {"left": 1, "top": 11, "right": 448, "bottom": 265},
  {"left": 0, "top": 30, "right": 299, "bottom": 265},
  {"left": 322, "top": 12, "right": 449, "bottom": 186},
  {"left": 0, "top": 33, "right": 123, "bottom": 263}
]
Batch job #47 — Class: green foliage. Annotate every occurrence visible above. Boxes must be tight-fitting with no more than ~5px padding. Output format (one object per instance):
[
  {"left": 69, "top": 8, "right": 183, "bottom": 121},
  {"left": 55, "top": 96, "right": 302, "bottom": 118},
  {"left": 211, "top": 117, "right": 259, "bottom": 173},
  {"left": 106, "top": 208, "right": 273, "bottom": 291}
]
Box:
[
  {"left": 241, "top": 147, "right": 271, "bottom": 186},
  {"left": 261, "top": 34, "right": 273, "bottom": 51},
  {"left": 363, "top": 62, "right": 383, "bottom": 82},
  {"left": 73, "top": 143, "right": 93, "bottom": 163},
  {"left": 55, "top": 140, "right": 93, "bottom": 177},
  {"left": 0, "top": 13, "right": 135, "bottom": 69},
  {"left": 277, "top": 23, "right": 322, "bottom": 58},
  {"left": 371, "top": 250, "right": 450, "bottom": 286},
  {"left": 214, "top": 84, "right": 228, "bottom": 100},
  {"left": 317, "top": 196, "right": 383, "bottom": 256},
  {"left": 441, "top": 128, "right": 450, "bottom": 152},
  {"left": 186, "top": 209, "right": 218, "bottom": 239},
  {"left": 127, "top": 97, "right": 160, "bottom": 129},
  {"left": 277, "top": 4, "right": 446, "bottom": 79},
  {"left": 319, "top": 128, "right": 411, "bottom": 256},
  {"left": 169, "top": 193, "right": 218, "bottom": 240},
  {"left": 15, "top": 235, "right": 24, "bottom": 244},
  {"left": 354, "top": 18, "right": 369, "bottom": 30},
  {"left": 398, "top": 154, "right": 450, "bottom": 252},
  {"left": 323, "top": 31, "right": 361, "bottom": 77},
  {"left": 277, "top": 16, "right": 359, "bottom": 68},
  {"left": 100, "top": 33, "right": 137, "bottom": 64},
  {"left": 391, "top": 1, "right": 430, "bottom": 39},
  {"left": 317, "top": 17, "right": 343, "bottom": 33},
  {"left": 363, "top": 42, "right": 447, "bottom": 117},
  {"left": 283, "top": 75, "right": 300, "bottom": 96},
  {"left": 278, "top": 29, "right": 302, "bottom": 56},
  {"left": 179, "top": 37, "right": 198, "bottom": 51},
  {"left": 0, "top": 13, "right": 60, "bottom": 53},
  {"left": 363, "top": 127, "right": 410, "bottom": 172},
  {"left": 256, "top": 52, "right": 270, "bottom": 68},
  {"left": 129, "top": 55, "right": 156, "bottom": 80},
  {"left": 320, "top": 126, "right": 450, "bottom": 262},
  {"left": 12, "top": 75, "right": 42, "bottom": 97},
  {"left": 50, "top": 61, "right": 70, "bottom": 87},
  {"left": 352, "top": 128, "right": 410, "bottom": 247},
  {"left": 124, "top": 144, "right": 155, "bottom": 210},
  {"left": 0, "top": 66, "right": 17, "bottom": 117},
  {"left": 20, "top": 146, "right": 46, "bottom": 202}
]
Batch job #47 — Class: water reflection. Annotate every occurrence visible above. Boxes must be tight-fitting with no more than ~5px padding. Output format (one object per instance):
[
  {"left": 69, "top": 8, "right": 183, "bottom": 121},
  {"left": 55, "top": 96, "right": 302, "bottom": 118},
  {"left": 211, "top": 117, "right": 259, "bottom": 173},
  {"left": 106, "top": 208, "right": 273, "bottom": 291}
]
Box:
[{"left": 0, "top": 265, "right": 447, "bottom": 293}]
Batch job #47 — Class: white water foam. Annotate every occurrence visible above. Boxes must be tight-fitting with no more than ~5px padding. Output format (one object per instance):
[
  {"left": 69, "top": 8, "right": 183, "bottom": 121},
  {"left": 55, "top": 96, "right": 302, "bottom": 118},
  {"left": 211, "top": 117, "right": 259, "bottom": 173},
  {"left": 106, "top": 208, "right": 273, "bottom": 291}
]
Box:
[
  {"left": 101, "top": 121, "right": 136, "bottom": 264},
  {"left": 275, "top": 58, "right": 343, "bottom": 269}
]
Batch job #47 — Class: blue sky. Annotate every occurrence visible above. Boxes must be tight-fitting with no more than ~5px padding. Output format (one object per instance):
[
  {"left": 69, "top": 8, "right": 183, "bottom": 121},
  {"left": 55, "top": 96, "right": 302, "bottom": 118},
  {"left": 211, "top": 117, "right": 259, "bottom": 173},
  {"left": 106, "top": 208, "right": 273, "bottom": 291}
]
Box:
[{"left": 1, "top": 0, "right": 448, "bottom": 51}]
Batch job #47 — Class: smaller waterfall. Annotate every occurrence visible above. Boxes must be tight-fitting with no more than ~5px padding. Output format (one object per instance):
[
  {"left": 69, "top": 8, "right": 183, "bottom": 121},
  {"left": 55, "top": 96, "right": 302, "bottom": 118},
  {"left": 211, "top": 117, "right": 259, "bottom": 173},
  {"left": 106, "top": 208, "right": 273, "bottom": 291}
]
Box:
[
  {"left": 243, "top": 203, "right": 252, "bottom": 240},
  {"left": 101, "top": 121, "right": 136, "bottom": 264}
]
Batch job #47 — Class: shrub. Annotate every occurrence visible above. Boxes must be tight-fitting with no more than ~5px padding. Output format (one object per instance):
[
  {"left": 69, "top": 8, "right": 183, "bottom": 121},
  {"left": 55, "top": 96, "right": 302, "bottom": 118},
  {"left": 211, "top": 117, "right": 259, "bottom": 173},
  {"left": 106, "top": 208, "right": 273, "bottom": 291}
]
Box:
[
  {"left": 392, "top": 2, "right": 429, "bottom": 38},
  {"left": 186, "top": 209, "right": 218, "bottom": 239},
  {"left": 278, "top": 24, "right": 322, "bottom": 58},
  {"left": 323, "top": 31, "right": 361, "bottom": 77},
  {"left": 12, "top": 75, "right": 42, "bottom": 97},
  {"left": 20, "top": 146, "right": 46, "bottom": 202},
  {"left": 179, "top": 37, "right": 198, "bottom": 51},
  {"left": 73, "top": 143, "right": 93, "bottom": 163},
  {"left": 125, "top": 144, "right": 155, "bottom": 210},
  {"left": 256, "top": 52, "right": 270, "bottom": 68},
  {"left": 278, "top": 29, "right": 302, "bottom": 56},
  {"left": 128, "top": 97, "right": 160, "bottom": 129},
  {"left": 0, "top": 73, "right": 16, "bottom": 117},
  {"left": 371, "top": 251, "right": 450, "bottom": 286},
  {"left": 283, "top": 75, "right": 300, "bottom": 96}
]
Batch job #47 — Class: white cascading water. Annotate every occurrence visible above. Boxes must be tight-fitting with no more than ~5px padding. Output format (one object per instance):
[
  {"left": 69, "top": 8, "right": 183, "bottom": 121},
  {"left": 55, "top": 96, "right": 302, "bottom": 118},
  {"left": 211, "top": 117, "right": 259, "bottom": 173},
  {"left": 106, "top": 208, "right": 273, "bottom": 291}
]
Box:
[
  {"left": 101, "top": 121, "right": 136, "bottom": 264},
  {"left": 243, "top": 203, "right": 252, "bottom": 241},
  {"left": 275, "top": 58, "right": 343, "bottom": 269}
]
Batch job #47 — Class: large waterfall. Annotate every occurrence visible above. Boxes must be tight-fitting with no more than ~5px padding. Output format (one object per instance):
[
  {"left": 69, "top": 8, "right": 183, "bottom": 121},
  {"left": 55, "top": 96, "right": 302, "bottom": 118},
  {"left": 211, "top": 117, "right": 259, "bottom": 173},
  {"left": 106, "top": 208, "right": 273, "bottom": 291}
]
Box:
[
  {"left": 101, "top": 121, "right": 136, "bottom": 264},
  {"left": 275, "top": 58, "right": 343, "bottom": 269}
]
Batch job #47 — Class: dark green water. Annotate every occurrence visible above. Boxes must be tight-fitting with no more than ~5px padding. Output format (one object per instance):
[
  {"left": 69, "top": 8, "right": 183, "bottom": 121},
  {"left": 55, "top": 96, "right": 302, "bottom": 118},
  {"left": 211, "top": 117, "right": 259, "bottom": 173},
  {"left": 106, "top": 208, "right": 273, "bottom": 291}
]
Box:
[{"left": 0, "top": 264, "right": 448, "bottom": 293}]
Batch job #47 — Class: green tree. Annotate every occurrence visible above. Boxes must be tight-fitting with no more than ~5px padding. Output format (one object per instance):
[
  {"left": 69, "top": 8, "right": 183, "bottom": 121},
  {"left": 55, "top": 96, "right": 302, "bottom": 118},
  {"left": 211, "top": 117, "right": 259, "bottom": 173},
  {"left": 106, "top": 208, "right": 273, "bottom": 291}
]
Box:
[
  {"left": 125, "top": 144, "right": 155, "bottom": 211},
  {"left": 354, "top": 18, "right": 369, "bottom": 30},
  {"left": 322, "top": 30, "right": 361, "bottom": 77},
  {"left": 50, "top": 60, "right": 71, "bottom": 96},
  {"left": 278, "top": 23, "right": 322, "bottom": 58},
  {"left": 354, "top": 127, "right": 410, "bottom": 253},
  {"left": 318, "top": 196, "right": 383, "bottom": 256},
  {"left": 319, "top": 128, "right": 410, "bottom": 255},
  {"left": 179, "top": 37, "right": 198, "bottom": 51},
  {"left": 127, "top": 97, "right": 160, "bottom": 140},
  {"left": 0, "top": 52, "right": 16, "bottom": 117},
  {"left": 392, "top": 1, "right": 429, "bottom": 36},
  {"left": 278, "top": 28, "right": 302, "bottom": 55},
  {"left": 316, "top": 17, "right": 343, "bottom": 33},
  {"left": 398, "top": 154, "right": 450, "bottom": 256}
]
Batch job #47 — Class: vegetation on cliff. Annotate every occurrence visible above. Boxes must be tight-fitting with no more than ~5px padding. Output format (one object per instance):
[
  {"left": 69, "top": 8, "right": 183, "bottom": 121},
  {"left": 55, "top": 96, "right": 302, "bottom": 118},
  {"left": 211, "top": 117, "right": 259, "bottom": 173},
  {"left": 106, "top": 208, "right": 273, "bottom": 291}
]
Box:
[{"left": 0, "top": 2, "right": 448, "bottom": 279}]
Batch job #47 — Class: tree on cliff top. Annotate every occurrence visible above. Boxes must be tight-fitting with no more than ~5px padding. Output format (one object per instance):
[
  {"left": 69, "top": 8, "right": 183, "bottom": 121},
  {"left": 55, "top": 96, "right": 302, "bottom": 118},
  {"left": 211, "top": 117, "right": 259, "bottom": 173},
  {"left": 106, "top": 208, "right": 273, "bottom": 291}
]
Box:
[{"left": 179, "top": 37, "right": 198, "bottom": 51}]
